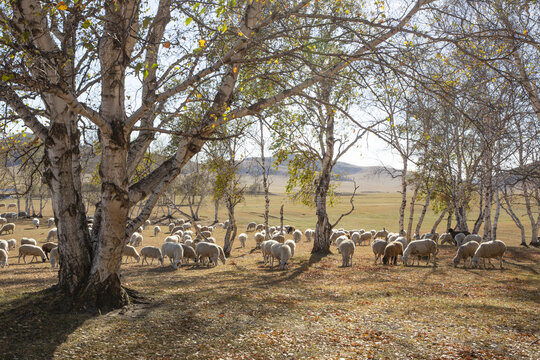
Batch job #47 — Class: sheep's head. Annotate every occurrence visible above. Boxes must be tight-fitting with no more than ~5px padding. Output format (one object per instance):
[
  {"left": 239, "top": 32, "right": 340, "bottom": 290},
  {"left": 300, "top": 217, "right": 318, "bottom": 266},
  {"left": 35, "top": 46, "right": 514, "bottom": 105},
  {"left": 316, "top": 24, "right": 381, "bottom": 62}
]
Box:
[
  {"left": 452, "top": 256, "right": 459, "bottom": 267},
  {"left": 382, "top": 256, "right": 389, "bottom": 265},
  {"left": 471, "top": 257, "right": 479, "bottom": 268},
  {"left": 41, "top": 256, "right": 46, "bottom": 263}
]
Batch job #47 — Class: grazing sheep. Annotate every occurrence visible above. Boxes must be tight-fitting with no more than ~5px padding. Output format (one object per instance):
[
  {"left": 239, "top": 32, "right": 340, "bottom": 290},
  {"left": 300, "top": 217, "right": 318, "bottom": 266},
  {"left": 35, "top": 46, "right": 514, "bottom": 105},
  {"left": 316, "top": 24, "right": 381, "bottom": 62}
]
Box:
[
  {"left": 270, "top": 243, "right": 292, "bottom": 269},
  {"left": 2, "top": 212, "right": 17, "bottom": 220},
  {"left": 330, "top": 230, "right": 347, "bottom": 244},
  {"left": 447, "top": 228, "right": 471, "bottom": 241},
  {"left": 200, "top": 230, "right": 212, "bottom": 239},
  {"left": 170, "top": 225, "right": 183, "bottom": 234},
  {"left": 18, "top": 244, "right": 46, "bottom": 263},
  {"left": 0, "top": 223, "right": 15, "bottom": 235},
  {"left": 154, "top": 226, "right": 161, "bottom": 237},
  {"left": 387, "top": 234, "right": 399, "bottom": 243},
  {"left": 223, "top": 220, "right": 229, "bottom": 229},
  {"left": 359, "top": 232, "right": 373, "bottom": 245},
  {"left": 20, "top": 238, "right": 37, "bottom": 246},
  {"left": 0, "top": 204, "right": 4, "bottom": 209},
  {"left": 47, "top": 217, "right": 55, "bottom": 227},
  {"left": 47, "top": 228, "right": 58, "bottom": 242},
  {"left": 168, "top": 223, "right": 176, "bottom": 233},
  {"left": 202, "top": 237, "right": 216, "bottom": 244},
  {"left": 254, "top": 232, "right": 265, "bottom": 248},
  {"left": 335, "top": 235, "right": 349, "bottom": 253},
  {"left": 7, "top": 238, "right": 16, "bottom": 251},
  {"left": 262, "top": 240, "right": 279, "bottom": 265},
  {"left": 284, "top": 239, "right": 296, "bottom": 257},
  {"left": 393, "top": 237, "right": 408, "bottom": 255},
  {"left": 304, "top": 229, "right": 314, "bottom": 242},
  {"left": 439, "top": 233, "right": 454, "bottom": 246},
  {"left": 454, "top": 233, "right": 466, "bottom": 247},
  {"left": 184, "top": 239, "right": 195, "bottom": 249},
  {"left": 374, "top": 228, "right": 388, "bottom": 240},
  {"left": 351, "top": 232, "right": 361, "bottom": 245},
  {"left": 292, "top": 229, "right": 302, "bottom": 243},
  {"left": 49, "top": 247, "right": 60, "bottom": 268},
  {"left": 0, "top": 217, "right": 7, "bottom": 225},
  {"left": 122, "top": 245, "right": 141, "bottom": 263},
  {"left": 238, "top": 233, "right": 247, "bottom": 248},
  {"left": 180, "top": 243, "right": 198, "bottom": 264},
  {"left": 183, "top": 222, "right": 192, "bottom": 230},
  {"left": 173, "top": 229, "right": 184, "bottom": 238},
  {"left": 32, "top": 218, "right": 40, "bottom": 229},
  {"left": 41, "top": 242, "right": 58, "bottom": 260},
  {"left": 7, "top": 203, "right": 16, "bottom": 210},
  {"left": 421, "top": 232, "right": 439, "bottom": 241},
  {"left": 161, "top": 242, "right": 184, "bottom": 269},
  {"left": 371, "top": 239, "right": 387, "bottom": 264},
  {"left": 0, "top": 248, "right": 8, "bottom": 268},
  {"left": 0, "top": 239, "right": 7, "bottom": 252},
  {"left": 272, "top": 234, "right": 285, "bottom": 243},
  {"left": 338, "top": 239, "right": 355, "bottom": 267},
  {"left": 471, "top": 240, "right": 506, "bottom": 269},
  {"left": 382, "top": 241, "right": 404, "bottom": 265},
  {"left": 402, "top": 239, "right": 438, "bottom": 266},
  {"left": 129, "top": 232, "right": 143, "bottom": 247},
  {"left": 285, "top": 225, "right": 295, "bottom": 234},
  {"left": 196, "top": 242, "right": 226, "bottom": 267},
  {"left": 164, "top": 235, "right": 180, "bottom": 243},
  {"left": 246, "top": 222, "right": 257, "bottom": 232},
  {"left": 453, "top": 241, "right": 480, "bottom": 268},
  {"left": 140, "top": 246, "right": 164, "bottom": 266},
  {"left": 255, "top": 224, "right": 264, "bottom": 232},
  {"left": 143, "top": 219, "right": 151, "bottom": 229},
  {"left": 461, "top": 234, "right": 482, "bottom": 246}
]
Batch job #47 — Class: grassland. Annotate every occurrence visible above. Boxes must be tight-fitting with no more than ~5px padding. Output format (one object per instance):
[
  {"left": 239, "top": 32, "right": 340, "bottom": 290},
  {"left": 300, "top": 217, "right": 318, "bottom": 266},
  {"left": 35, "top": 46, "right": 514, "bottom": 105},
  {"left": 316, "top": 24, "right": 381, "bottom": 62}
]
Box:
[{"left": 0, "top": 194, "right": 539, "bottom": 359}]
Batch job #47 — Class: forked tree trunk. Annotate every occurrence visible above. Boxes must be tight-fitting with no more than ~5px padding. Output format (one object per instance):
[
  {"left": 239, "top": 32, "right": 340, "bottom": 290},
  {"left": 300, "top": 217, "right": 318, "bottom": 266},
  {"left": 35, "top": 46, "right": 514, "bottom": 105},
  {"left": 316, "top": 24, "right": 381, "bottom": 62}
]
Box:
[
  {"left": 430, "top": 205, "right": 449, "bottom": 235},
  {"left": 312, "top": 171, "right": 332, "bottom": 255}
]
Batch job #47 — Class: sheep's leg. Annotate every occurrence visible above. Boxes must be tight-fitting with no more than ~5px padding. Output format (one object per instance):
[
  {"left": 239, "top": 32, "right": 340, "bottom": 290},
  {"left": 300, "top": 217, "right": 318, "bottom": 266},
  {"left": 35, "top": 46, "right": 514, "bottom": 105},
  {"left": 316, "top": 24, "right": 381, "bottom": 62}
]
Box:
[
  {"left": 499, "top": 256, "right": 504, "bottom": 269},
  {"left": 488, "top": 258, "right": 495, "bottom": 268}
]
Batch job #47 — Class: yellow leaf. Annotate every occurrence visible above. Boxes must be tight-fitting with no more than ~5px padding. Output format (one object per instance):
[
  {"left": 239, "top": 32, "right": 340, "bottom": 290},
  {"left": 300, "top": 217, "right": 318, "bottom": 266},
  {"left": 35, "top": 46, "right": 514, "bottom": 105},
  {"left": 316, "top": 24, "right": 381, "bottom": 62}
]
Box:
[
  {"left": 233, "top": 66, "right": 238, "bottom": 74},
  {"left": 57, "top": 2, "right": 68, "bottom": 10},
  {"left": 238, "top": 31, "right": 244, "bottom": 37},
  {"left": 523, "top": 29, "right": 528, "bottom": 36},
  {"left": 199, "top": 39, "right": 206, "bottom": 48},
  {"left": 163, "top": 41, "right": 171, "bottom": 48}
]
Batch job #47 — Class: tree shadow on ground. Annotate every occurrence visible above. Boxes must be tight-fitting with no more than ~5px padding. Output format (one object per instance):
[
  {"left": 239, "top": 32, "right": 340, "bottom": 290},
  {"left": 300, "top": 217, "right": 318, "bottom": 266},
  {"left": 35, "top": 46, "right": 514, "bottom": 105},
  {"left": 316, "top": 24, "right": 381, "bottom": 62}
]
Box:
[{"left": 0, "top": 286, "right": 94, "bottom": 360}]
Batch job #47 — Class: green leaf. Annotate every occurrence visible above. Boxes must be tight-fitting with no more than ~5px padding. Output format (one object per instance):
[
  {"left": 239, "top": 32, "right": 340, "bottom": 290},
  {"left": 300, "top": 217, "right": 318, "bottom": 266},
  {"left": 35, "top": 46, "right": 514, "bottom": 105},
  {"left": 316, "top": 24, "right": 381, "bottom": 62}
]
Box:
[
  {"left": 82, "top": 20, "right": 91, "bottom": 29},
  {"left": 185, "top": 17, "right": 193, "bottom": 26}
]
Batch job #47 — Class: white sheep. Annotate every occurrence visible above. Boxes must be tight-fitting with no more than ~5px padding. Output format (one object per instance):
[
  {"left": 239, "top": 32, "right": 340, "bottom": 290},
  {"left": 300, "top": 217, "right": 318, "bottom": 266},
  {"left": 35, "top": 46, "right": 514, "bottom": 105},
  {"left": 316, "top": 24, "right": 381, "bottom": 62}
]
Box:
[
  {"left": 270, "top": 242, "right": 292, "bottom": 269},
  {"left": 461, "top": 234, "right": 482, "bottom": 247},
  {"left": 129, "top": 232, "right": 143, "bottom": 247},
  {"left": 0, "top": 248, "right": 8, "bottom": 268},
  {"left": 32, "top": 218, "right": 40, "bottom": 229},
  {"left": 154, "top": 226, "right": 161, "bottom": 237},
  {"left": 0, "top": 217, "right": 7, "bottom": 225},
  {"left": 284, "top": 239, "right": 296, "bottom": 257},
  {"left": 161, "top": 242, "right": 184, "bottom": 269},
  {"left": 471, "top": 240, "right": 506, "bottom": 269},
  {"left": 122, "top": 245, "right": 141, "bottom": 263},
  {"left": 304, "top": 229, "right": 314, "bottom": 242},
  {"left": 7, "top": 238, "right": 16, "bottom": 251},
  {"left": 0, "top": 239, "right": 7, "bottom": 252},
  {"left": 0, "top": 223, "right": 15, "bottom": 235},
  {"left": 20, "top": 238, "right": 37, "bottom": 246},
  {"left": 195, "top": 242, "right": 226, "bottom": 267},
  {"left": 181, "top": 244, "right": 198, "bottom": 264},
  {"left": 335, "top": 235, "right": 349, "bottom": 253},
  {"left": 374, "top": 228, "right": 388, "bottom": 240},
  {"left": 453, "top": 241, "right": 480, "bottom": 268},
  {"left": 7, "top": 203, "right": 16, "bottom": 210},
  {"left": 238, "top": 233, "right": 247, "bottom": 248},
  {"left": 454, "top": 233, "right": 466, "bottom": 247},
  {"left": 371, "top": 239, "right": 387, "bottom": 264},
  {"left": 18, "top": 244, "right": 46, "bottom": 264},
  {"left": 330, "top": 230, "right": 347, "bottom": 244},
  {"left": 47, "top": 217, "right": 55, "bottom": 227},
  {"left": 168, "top": 222, "right": 176, "bottom": 233},
  {"left": 47, "top": 228, "right": 58, "bottom": 242},
  {"left": 140, "top": 246, "right": 164, "bottom": 266},
  {"left": 164, "top": 235, "right": 180, "bottom": 243},
  {"left": 183, "top": 222, "right": 192, "bottom": 230},
  {"left": 184, "top": 239, "right": 195, "bottom": 249},
  {"left": 351, "top": 232, "right": 361, "bottom": 245},
  {"left": 49, "top": 247, "right": 60, "bottom": 268},
  {"left": 402, "top": 239, "right": 438, "bottom": 266},
  {"left": 254, "top": 232, "right": 265, "bottom": 248},
  {"left": 246, "top": 222, "right": 257, "bottom": 232},
  {"left": 292, "top": 229, "right": 302, "bottom": 243},
  {"left": 439, "top": 233, "right": 453, "bottom": 246},
  {"left": 393, "top": 237, "right": 408, "bottom": 256},
  {"left": 338, "top": 239, "right": 355, "bottom": 267},
  {"left": 261, "top": 240, "right": 279, "bottom": 265},
  {"left": 255, "top": 224, "right": 264, "bottom": 232},
  {"left": 143, "top": 219, "right": 151, "bottom": 229}
]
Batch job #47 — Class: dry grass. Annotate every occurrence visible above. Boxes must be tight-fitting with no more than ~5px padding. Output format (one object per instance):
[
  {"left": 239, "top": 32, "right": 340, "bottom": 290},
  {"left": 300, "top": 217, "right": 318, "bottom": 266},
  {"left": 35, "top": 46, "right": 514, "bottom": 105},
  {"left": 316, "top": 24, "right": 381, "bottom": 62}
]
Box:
[{"left": 0, "top": 194, "right": 539, "bottom": 359}]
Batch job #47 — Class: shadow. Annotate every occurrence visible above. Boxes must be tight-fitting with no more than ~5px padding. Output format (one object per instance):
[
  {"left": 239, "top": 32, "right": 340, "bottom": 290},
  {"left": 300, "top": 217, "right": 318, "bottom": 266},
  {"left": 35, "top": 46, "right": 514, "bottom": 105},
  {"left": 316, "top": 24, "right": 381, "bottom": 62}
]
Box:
[
  {"left": 501, "top": 260, "right": 538, "bottom": 274},
  {"left": 252, "top": 252, "right": 327, "bottom": 287},
  {"left": 0, "top": 286, "right": 94, "bottom": 360}
]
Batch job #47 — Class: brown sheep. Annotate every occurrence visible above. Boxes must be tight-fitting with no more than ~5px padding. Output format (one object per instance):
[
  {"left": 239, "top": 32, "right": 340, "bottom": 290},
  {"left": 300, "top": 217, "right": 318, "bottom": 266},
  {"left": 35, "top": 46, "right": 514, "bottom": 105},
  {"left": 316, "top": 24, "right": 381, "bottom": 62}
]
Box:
[{"left": 382, "top": 241, "right": 403, "bottom": 265}]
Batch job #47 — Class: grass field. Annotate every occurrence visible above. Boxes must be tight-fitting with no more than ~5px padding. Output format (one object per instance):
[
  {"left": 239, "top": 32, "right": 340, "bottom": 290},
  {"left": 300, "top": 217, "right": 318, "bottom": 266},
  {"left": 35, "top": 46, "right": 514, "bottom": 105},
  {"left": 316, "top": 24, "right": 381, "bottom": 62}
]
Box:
[{"left": 0, "top": 194, "right": 539, "bottom": 359}]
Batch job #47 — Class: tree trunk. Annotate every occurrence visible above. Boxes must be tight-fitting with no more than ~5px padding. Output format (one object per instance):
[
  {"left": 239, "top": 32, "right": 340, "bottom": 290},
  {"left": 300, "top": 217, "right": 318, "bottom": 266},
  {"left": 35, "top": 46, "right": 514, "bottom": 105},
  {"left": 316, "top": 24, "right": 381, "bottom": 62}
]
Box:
[
  {"left": 492, "top": 191, "right": 501, "bottom": 240},
  {"left": 406, "top": 184, "right": 420, "bottom": 241},
  {"left": 501, "top": 186, "right": 527, "bottom": 246},
  {"left": 259, "top": 117, "right": 271, "bottom": 241},
  {"left": 222, "top": 198, "right": 237, "bottom": 257},
  {"left": 213, "top": 199, "right": 219, "bottom": 224},
  {"left": 430, "top": 205, "right": 449, "bottom": 235},
  {"left": 472, "top": 187, "right": 484, "bottom": 234},
  {"left": 398, "top": 159, "right": 408, "bottom": 235},
  {"left": 312, "top": 171, "right": 332, "bottom": 255},
  {"left": 482, "top": 148, "right": 493, "bottom": 241},
  {"left": 414, "top": 179, "right": 436, "bottom": 237}
]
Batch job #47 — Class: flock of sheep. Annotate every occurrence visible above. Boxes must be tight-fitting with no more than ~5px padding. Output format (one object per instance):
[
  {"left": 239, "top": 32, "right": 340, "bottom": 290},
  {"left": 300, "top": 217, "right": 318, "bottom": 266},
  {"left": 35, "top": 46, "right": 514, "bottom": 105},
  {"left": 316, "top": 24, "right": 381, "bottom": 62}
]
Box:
[{"left": 0, "top": 213, "right": 508, "bottom": 272}]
